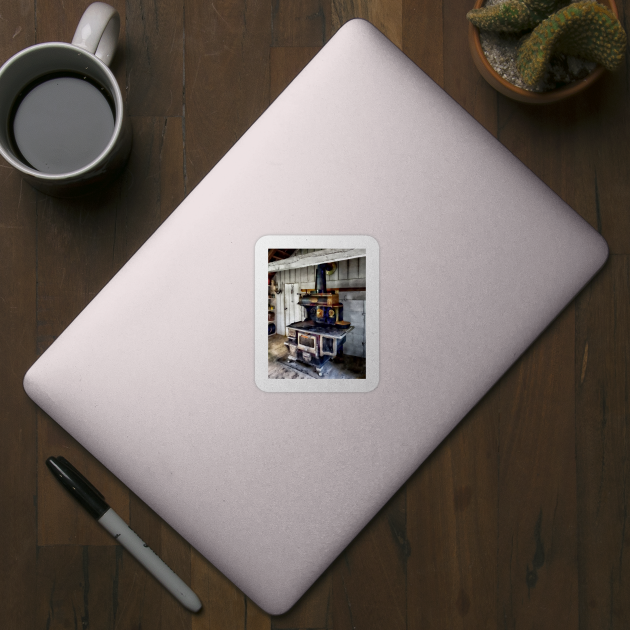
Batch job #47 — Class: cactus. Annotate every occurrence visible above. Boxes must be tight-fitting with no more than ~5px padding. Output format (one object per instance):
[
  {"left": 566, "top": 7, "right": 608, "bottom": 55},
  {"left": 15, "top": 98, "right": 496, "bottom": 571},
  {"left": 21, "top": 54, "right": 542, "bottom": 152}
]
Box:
[
  {"left": 467, "top": 0, "right": 568, "bottom": 33},
  {"left": 517, "top": 1, "right": 627, "bottom": 85}
]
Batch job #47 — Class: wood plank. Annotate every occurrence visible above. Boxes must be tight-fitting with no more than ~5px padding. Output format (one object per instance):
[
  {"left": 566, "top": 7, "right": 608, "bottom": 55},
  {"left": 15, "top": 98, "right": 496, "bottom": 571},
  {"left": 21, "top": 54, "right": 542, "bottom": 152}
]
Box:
[
  {"left": 582, "top": 74, "right": 630, "bottom": 253},
  {"left": 184, "top": 0, "right": 271, "bottom": 191},
  {"left": 36, "top": 545, "right": 118, "bottom": 630},
  {"left": 37, "top": 417, "right": 129, "bottom": 545},
  {"left": 126, "top": 0, "right": 184, "bottom": 116},
  {"left": 347, "top": 257, "right": 359, "bottom": 279},
  {"left": 443, "top": 0, "right": 496, "bottom": 131},
  {"left": 575, "top": 256, "right": 630, "bottom": 628},
  {"left": 407, "top": 389, "right": 498, "bottom": 629},
  {"left": 190, "top": 548, "right": 248, "bottom": 630},
  {"left": 402, "top": 0, "right": 443, "bottom": 87},
  {"left": 247, "top": 599, "right": 271, "bottom": 630},
  {"left": 337, "top": 259, "right": 348, "bottom": 281},
  {"left": 268, "top": 249, "right": 366, "bottom": 272},
  {"left": 112, "top": 494, "right": 193, "bottom": 629},
  {"left": 0, "top": 0, "right": 35, "bottom": 56},
  {"left": 331, "top": 485, "right": 407, "bottom": 630},
  {"left": 331, "top": 0, "right": 403, "bottom": 49},
  {"left": 344, "top": 299, "right": 364, "bottom": 312},
  {"left": 0, "top": 97, "right": 38, "bottom": 630},
  {"left": 113, "top": 116, "right": 185, "bottom": 270},
  {"left": 358, "top": 256, "right": 366, "bottom": 279},
  {"left": 346, "top": 329, "right": 365, "bottom": 343},
  {"left": 496, "top": 96, "right": 596, "bottom": 237},
  {"left": 159, "top": 118, "right": 187, "bottom": 221},
  {"left": 326, "top": 278, "right": 366, "bottom": 289},
  {"left": 497, "top": 305, "right": 578, "bottom": 628},
  {"left": 271, "top": 573, "right": 332, "bottom": 629},
  {"left": 271, "top": 0, "right": 331, "bottom": 46},
  {"left": 34, "top": 186, "right": 120, "bottom": 355},
  {"left": 339, "top": 291, "right": 366, "bottom": 300},
  {"left": 270, "top": 47, "right": 321, "bottom": 103}
]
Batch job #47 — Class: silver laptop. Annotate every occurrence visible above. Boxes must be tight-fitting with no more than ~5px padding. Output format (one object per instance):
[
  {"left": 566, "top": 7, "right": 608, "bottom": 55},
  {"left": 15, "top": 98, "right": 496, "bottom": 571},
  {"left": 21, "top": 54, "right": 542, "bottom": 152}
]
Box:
[{"left": 24, "top": 19, "right": 607, "bottom": 614}]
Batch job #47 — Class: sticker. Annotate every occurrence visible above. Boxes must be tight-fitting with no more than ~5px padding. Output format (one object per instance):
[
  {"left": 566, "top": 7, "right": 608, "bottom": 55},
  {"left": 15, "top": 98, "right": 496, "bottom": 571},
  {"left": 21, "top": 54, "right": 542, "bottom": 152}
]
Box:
[{"left": 255, "top": 235, "right": 379, "bottom": 393}]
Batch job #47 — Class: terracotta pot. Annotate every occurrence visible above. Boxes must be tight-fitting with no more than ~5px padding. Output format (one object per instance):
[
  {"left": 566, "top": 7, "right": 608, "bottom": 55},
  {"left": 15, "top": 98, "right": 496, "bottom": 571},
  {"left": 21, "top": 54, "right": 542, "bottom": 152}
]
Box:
[{"left": 468, "top": 0, "right": 619, "bottom": 103}]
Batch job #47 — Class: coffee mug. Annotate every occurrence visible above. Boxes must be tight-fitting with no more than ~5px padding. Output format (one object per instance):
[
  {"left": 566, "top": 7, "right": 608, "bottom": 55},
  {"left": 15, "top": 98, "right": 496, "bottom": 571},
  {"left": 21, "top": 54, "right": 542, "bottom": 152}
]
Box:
[{"left": 0, "top": 2, "right": 132, "bottom": 197}]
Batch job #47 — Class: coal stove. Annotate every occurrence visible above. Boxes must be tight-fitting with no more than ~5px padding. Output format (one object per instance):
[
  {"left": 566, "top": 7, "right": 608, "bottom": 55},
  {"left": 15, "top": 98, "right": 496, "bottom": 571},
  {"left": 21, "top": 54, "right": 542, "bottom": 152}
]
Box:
[{"left": 285, "top": 263, "right": 354, "bottom": 377}]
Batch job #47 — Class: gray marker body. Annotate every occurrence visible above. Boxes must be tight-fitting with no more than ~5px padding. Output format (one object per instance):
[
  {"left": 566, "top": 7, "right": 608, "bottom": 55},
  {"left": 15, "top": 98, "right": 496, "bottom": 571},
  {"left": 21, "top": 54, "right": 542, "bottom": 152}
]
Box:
[{"left": 99, "top": 508, "right": 202, "bottom": 612}]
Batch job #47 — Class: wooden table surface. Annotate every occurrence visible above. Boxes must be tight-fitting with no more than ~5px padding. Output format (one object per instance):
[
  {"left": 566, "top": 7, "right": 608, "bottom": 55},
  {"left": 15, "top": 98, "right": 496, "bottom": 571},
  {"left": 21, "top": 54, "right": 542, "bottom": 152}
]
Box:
[{"left": 1, "top": 1, "right": 628, "bottom": 628}]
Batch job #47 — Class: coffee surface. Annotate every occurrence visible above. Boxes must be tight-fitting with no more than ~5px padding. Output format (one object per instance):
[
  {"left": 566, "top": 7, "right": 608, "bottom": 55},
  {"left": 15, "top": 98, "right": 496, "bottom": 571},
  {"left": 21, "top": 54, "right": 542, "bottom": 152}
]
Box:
[{"left": 12, "top": 74, "right": 115, "bottom": 174}]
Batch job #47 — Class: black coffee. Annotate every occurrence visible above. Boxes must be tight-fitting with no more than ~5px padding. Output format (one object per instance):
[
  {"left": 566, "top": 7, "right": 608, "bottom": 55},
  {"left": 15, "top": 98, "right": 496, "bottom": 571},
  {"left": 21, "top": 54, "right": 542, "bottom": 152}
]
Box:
[{"left": 10, "top": 73, "right": 115, "bottom": 174}]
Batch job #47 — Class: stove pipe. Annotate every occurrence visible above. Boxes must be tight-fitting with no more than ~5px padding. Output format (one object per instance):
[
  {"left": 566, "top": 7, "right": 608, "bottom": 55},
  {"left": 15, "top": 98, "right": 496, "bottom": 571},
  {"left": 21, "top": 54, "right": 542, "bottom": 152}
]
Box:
[{"left": 316, "top": 263, "right": 336, "bottom": 292}]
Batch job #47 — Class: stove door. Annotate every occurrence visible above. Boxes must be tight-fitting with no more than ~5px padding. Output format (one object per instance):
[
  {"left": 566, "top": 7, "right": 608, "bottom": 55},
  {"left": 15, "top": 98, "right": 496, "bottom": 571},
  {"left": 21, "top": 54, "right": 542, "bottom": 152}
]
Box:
[
  {"left": 320, "top": 335, "right": 337, "bottom": 357},
  {"left": 297, "top": 333, "right": 318, "bottom": 357}
]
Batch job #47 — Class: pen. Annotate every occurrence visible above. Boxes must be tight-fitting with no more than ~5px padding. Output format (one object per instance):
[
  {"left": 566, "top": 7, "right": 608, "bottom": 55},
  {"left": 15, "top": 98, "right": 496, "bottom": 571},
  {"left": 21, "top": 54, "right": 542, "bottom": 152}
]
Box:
[{"left": 46, "top": 456, "right": 203, "bottom": 613}]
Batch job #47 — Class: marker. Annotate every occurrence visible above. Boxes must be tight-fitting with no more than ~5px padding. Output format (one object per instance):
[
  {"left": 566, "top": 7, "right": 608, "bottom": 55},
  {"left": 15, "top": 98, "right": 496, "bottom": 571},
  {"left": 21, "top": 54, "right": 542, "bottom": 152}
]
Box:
[{"left": 46, "top": 456, "right": 202, "bottom": 613}]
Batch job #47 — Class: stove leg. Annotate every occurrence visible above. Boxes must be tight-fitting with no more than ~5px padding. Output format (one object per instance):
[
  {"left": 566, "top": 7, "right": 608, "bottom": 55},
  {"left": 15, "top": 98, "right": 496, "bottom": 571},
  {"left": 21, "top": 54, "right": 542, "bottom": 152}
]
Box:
[{"left": 316, "top": 361, "right": 332, "bottom": 378}]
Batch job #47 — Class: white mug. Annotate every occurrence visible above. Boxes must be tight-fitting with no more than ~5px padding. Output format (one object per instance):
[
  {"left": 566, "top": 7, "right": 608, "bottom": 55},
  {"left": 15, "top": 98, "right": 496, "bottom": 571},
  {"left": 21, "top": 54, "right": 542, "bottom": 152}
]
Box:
[{"left": 0, "top": 2, "right": 132, "bottom": 197}]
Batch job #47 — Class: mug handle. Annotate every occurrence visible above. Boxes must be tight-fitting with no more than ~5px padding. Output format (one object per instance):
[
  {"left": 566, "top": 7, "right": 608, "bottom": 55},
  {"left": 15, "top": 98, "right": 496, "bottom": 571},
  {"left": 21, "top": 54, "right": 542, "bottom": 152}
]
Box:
[{"left": 71, "top": 2, "right": 120, "bottom": 67}]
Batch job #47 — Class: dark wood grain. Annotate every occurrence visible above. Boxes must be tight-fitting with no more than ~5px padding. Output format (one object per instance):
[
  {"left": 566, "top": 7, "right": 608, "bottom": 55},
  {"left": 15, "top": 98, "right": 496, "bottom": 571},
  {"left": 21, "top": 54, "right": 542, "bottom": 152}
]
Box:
[
  {"left": 0, "top": 155, "right": 38, "bottom": 630},
  {"left": 403, "top": 0, "right": 444, "bottom": 87},
  {"left": 126, "top": 0, "right": 184, "bottom": 117},
  {"left": 112, "top": 116, "right": 185, "bottom": 269},
  {"left": 497, "top": 97, "right": 598, "bottom": 226},
  {"left": 184, "top": 0, "right": 271, "bottom": 192},
  {"left": 495, "top": 79, "right": 629, "bottom": 257},
  {"left": 583, "top": 72, "right": 630, "bottom": 254},
  {"left": 407, "top": 393, "right": 499, "bottom": 629},
  {"left": 271, "top": 0, "right": 331, "bottom": 46},
  {"left": 36, "top": 545, "right": 119, "bottom": 630},
  {"left": 1, "top": 0, "right": 629, "bottom": 627},
  {"left": 37, "top": 416, "right": 129, "bottom": 546},
  {"left": 332, "top": 0, "right": 402, "bottom": 47},
  {"left": 271, "top": 573, "right": 332, "bottom": 629},
  {"left": 111, "top": 495, "right": 192, "bottom": 629},
  {"left": 190, "top": 550, "right": 247, "bottom": 630},
  {"left": 497, "top": 305, "right": 579, "bottom": 628},
  {"left": 270, "top": 47, "right": 321, "bottom": 103},
  {"left": 331, "top": 486, "right": 408, "bottom": 630},
  {"left": 576, "top": 256, "right": 630, "bottom": 629},
  {"left": 443, "top": 0, "right": 497, "bottom": 131},
  {"left": 0, "top": 5, "right": 38, "bottom": 629}
]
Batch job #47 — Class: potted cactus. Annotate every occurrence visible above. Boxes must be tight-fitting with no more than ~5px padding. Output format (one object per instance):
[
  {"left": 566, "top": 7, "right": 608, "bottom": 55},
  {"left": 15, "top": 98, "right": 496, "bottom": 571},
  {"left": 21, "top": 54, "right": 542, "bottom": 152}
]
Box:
[{"left": 467, "top": 0, "right": 627, "bottom": 102}]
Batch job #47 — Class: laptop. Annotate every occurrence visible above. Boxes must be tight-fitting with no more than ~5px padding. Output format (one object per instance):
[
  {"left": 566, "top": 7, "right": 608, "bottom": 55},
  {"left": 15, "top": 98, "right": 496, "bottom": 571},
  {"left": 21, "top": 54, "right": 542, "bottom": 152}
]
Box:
[{"left": 23, "top": 19, "right": 608, "bottom": 614}]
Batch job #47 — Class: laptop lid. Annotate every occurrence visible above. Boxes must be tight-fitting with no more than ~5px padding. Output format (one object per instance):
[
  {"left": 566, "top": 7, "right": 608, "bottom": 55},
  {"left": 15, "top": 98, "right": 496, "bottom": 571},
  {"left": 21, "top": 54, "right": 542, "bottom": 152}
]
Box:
[{"left": 24, "top": 19, "right": 607, "bottom": 614}]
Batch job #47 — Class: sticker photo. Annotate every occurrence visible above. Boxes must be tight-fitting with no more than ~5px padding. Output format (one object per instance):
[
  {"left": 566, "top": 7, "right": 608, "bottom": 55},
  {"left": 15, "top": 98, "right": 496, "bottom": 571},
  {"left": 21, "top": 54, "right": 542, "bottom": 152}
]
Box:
[{"left": 255, "top": 236, "right": 379, "bottom": 393}]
